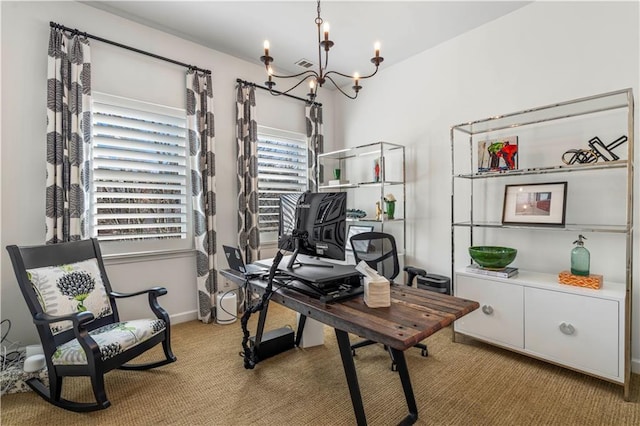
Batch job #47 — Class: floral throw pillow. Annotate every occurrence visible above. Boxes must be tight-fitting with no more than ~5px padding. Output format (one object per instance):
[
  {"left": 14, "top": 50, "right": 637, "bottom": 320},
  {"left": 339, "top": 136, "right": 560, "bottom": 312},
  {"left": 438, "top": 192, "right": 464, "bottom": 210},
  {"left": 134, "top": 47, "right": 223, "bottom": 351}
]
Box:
[{"left": 27, "top": 259, "right": 113, "bottom": 335}]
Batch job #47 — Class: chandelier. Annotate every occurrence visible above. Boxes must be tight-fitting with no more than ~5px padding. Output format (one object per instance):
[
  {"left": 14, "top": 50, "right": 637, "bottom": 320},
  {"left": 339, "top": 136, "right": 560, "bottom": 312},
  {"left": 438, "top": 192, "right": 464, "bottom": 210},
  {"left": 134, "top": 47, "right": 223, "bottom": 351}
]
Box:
[{"left": 260, "top": 0, "right": 384, "bottom": 101}]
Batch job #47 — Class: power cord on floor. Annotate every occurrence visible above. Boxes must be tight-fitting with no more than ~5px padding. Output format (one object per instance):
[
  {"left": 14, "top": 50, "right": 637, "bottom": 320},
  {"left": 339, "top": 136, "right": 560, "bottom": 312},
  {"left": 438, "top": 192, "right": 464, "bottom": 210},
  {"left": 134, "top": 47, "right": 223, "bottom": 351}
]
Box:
[{"left": 240, "top": 250, "right": 284, "bottom": 369}]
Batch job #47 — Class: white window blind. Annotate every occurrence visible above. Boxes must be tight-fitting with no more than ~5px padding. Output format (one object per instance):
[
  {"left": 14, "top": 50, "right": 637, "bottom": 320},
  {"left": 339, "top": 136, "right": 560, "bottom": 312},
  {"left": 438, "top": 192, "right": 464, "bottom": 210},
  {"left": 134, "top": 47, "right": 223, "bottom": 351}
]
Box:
[
  {"left": 91, "top": 92, "right": 189, "bottom": 244},
  {"left": 257, "top": 126, "right": 308, "bottom": 242}
]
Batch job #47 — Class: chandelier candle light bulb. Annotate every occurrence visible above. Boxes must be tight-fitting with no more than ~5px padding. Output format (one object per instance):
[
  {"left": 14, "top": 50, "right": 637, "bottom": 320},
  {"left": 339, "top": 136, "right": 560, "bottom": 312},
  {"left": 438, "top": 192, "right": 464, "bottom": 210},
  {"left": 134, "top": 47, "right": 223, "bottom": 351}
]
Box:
[{"left": 353, "top": 72, "right": 361, "bottom": 93}]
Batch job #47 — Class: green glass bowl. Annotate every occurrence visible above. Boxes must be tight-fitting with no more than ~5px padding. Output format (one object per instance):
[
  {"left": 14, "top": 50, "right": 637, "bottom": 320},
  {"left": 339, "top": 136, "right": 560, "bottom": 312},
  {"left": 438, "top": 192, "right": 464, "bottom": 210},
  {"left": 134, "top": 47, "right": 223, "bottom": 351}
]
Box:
[{"left": 468, "top": 246, "right": 517, "bottom": 269}]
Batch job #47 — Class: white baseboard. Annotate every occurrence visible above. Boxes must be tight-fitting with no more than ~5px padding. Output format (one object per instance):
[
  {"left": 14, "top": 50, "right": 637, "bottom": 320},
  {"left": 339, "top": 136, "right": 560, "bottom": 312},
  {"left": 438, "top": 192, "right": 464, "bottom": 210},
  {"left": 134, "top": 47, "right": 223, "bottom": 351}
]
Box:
[
  {"left": 171, "top": 310, "right": 198, "bottom": 324},
  {"left": 631, "top": 357, "right": 640, "bottom": 374}
]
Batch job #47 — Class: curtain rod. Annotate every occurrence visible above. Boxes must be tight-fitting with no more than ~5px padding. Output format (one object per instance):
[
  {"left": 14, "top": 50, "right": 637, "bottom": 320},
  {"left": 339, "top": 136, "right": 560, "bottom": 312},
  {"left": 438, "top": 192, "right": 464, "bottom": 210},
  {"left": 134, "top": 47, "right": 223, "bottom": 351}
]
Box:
[
  {"left": 236, "top": 78, "right": 322, "bottom": 107},
  {"left": 50, "top": 21, "right": 211, "bottom": 75}
]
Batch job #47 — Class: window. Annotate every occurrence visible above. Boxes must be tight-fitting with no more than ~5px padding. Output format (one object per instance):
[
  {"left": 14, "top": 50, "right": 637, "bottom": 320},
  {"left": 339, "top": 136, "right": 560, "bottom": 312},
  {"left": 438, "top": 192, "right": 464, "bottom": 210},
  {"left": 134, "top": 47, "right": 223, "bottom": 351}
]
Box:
[
  {"left": 257, "top": 126, "right": 309, "bottom": 243},
  {"left": 90, "top": 92, "right": 191, "bottom": 252}
]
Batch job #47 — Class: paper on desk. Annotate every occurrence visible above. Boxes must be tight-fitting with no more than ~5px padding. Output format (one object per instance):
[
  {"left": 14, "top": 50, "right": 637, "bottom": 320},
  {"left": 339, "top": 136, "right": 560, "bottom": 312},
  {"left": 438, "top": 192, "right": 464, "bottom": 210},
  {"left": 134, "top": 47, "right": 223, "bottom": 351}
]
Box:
[
  {"left": 355, "top": 261, "right": 384, "bottom": 281},
  {"left": 356, "top": 261, "right": 390, "bottom": 308}
]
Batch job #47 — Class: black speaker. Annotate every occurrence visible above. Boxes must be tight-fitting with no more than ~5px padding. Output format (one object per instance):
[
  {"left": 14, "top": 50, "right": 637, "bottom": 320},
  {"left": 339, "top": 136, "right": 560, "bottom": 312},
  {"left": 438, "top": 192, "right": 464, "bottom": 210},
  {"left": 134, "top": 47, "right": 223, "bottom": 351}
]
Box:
[
  {"left": 249, "top": 327, "right": 295, "bottom": 361},
  {"left": 417, "top": 274, "right": 451, "bottom": 295}
]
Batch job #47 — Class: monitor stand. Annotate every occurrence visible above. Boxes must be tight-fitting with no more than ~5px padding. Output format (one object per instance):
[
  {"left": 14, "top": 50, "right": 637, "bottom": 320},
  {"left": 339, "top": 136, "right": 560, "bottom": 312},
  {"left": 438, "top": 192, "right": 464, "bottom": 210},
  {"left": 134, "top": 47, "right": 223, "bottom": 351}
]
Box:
[{"left": 286, "top": 248, "right": 334, "bottom": 269}]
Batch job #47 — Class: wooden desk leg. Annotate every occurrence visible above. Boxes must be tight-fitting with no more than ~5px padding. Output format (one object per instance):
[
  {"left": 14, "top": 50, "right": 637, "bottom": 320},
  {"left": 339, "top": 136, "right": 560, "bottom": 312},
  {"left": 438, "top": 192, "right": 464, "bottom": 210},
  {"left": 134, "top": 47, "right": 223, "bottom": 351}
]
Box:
[
  {"left": 335, "top": 329, "right": 367, "bottom": 426},
  {"left": 390, "top": 348, "right": 418, "bottom": 425}
]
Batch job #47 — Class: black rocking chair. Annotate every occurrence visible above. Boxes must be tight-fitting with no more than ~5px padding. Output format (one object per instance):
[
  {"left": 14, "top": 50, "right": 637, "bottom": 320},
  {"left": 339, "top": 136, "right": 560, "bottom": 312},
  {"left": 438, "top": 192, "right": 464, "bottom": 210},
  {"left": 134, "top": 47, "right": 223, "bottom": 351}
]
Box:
[{"left": 6, "top": 238, "right": 176, "bottom": 412}]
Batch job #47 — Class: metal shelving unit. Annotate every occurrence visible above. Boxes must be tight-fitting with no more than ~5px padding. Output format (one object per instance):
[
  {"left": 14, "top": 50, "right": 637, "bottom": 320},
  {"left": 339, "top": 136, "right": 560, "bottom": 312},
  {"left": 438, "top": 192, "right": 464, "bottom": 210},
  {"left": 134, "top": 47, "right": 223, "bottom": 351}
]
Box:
[
  {"left": 318, "top": 141, "right": 406, "bottom": 259},
  {"left": 450, "top": 88, "right": 634, "bottom": 398}
]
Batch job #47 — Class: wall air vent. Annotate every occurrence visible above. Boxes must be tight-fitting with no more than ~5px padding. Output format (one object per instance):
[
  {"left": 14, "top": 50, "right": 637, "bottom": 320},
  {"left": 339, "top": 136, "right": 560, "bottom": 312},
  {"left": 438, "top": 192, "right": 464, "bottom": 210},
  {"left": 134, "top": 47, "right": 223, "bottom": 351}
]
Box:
[{"left": 294, "top": 58, "right": 314, "bottom": 69}]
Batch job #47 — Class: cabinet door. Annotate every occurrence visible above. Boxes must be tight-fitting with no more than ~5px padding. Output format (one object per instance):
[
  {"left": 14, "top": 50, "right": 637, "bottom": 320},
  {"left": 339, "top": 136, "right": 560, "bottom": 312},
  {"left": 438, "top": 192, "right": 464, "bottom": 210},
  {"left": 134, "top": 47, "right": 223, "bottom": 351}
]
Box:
[
  {"left": 455, "top": 275, "right": 524, "bottom": 348},
  {"left": 524, "top": 287, "right": 619, "bottom": 380}
]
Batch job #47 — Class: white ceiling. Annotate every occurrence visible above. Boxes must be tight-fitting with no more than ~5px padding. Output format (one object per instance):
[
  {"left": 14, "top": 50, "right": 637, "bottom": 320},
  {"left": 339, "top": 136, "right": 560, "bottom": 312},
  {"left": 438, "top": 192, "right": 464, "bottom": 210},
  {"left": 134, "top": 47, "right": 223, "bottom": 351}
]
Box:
[{"left": 84, "top": 1, "right": 531, "bottom": 86}]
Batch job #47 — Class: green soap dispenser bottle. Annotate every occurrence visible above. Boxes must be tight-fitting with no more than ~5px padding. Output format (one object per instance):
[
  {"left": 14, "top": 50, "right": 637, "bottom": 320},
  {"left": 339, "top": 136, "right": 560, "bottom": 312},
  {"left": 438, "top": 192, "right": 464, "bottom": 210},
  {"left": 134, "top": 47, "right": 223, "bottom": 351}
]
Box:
[{"left": 571, "top": 234, "right": 590, "bottom": 276}]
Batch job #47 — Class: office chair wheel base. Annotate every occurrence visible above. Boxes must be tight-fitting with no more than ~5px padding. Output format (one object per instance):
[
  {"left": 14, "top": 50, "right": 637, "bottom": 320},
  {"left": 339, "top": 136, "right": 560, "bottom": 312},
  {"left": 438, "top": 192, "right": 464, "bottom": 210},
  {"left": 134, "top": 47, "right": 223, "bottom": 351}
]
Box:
[
  {"left": 421, "top": 348, "right": 428, "bottom": 357},
  {"left": 391, "top": 362, "right": 397, "bottom": 372},
  {"left": 351, "top": 349, "right": 357, "bottom": 357}
]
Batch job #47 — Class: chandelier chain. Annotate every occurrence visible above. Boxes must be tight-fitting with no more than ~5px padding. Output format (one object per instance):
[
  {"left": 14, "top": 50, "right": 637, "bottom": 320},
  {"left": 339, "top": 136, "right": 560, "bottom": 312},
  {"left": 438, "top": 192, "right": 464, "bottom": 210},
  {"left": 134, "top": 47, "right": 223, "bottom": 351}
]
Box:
[{"left": 315, "top": 0, "right": 322, "bottom": 25}]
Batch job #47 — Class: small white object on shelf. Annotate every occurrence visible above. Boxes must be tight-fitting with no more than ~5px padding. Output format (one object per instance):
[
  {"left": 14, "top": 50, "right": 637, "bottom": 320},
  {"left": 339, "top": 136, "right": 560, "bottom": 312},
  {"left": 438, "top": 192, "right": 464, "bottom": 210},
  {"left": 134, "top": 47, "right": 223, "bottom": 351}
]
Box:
[{"left": 328, "top": 179, "right": 349, "bottom": 186}]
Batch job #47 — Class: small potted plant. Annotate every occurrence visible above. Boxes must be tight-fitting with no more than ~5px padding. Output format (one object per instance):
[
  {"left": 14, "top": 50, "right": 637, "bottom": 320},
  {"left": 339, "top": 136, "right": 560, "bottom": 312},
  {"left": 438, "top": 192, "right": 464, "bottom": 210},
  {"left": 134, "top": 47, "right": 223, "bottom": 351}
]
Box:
[{"left": 384, "top": 193, "right": 396, "bottom": 220}]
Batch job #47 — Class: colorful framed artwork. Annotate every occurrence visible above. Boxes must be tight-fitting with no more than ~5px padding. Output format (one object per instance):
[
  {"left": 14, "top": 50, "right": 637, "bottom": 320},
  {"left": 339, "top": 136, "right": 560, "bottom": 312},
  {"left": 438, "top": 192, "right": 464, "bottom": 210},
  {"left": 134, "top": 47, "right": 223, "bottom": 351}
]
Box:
[
  {"left": 502, "top": 182, "right": 567, "bottom": 226},
  {"left": 478, "top": 136, "right": 518, "bottom": 173}
]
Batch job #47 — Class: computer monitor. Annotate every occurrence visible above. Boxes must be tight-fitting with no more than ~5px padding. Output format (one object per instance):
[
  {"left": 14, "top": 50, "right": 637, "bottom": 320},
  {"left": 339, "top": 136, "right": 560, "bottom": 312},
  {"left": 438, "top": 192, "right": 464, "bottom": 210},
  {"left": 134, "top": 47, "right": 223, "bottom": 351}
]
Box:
[{"left": 278, "top": 191, "right": 347, "bottom": 269}]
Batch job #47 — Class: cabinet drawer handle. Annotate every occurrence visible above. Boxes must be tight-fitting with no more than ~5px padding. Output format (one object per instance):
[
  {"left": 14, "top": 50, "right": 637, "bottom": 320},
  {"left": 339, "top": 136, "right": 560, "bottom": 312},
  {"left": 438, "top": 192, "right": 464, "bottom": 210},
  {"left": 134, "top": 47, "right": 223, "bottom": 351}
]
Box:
[
  {"left": 481, "top": 305, "right": 494, "bottom": 315},
  {"left": 559, "top": 322, "right": 575, "bottom": 335}
]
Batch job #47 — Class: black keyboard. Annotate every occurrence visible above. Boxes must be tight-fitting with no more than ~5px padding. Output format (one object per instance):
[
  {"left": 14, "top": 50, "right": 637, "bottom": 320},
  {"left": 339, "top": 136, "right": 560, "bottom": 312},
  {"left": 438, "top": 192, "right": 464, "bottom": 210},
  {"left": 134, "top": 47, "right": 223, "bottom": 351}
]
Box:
[{"left": 318, "top": 284, "right": 364, "bottom": 303}]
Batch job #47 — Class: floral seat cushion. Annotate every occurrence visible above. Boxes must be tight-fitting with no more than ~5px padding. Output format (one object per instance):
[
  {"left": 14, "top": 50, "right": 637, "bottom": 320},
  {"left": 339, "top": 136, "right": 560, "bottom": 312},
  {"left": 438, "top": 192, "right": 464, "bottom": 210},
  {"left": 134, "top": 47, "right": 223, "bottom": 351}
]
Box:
[{"left": 52, "top": 319, "right": 166, "bottom": 366}]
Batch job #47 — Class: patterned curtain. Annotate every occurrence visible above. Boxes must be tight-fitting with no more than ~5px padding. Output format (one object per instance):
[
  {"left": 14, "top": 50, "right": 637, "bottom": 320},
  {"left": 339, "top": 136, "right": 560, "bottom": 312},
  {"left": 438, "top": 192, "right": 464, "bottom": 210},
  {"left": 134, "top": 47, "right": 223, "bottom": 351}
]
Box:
[
  {"left": 305, "top": 102, "right": 324, "bottom": 191},
  {"left": 45, "top": 27, "right": 92, "bottom": 243},
  {"left": 187, "top": 70, "right": 217, "bottom": 323},
  {"left": 235, "top": 84, "right": 260, "bottom": 263}
]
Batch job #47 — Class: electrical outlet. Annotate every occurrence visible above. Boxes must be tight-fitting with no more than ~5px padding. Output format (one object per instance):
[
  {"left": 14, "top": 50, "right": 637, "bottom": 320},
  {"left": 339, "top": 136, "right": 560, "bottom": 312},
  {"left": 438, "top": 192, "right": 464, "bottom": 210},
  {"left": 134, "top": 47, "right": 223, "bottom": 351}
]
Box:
[{"left": 221, "top": 278, "right": 239, "bottom": 292}]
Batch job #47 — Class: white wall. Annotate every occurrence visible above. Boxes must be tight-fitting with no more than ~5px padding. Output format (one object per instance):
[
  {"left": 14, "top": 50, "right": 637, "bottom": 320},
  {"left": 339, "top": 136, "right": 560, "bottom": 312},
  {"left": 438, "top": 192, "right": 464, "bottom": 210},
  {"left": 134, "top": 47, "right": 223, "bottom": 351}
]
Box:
[
  {"left": 332, "top": 1, "right": 640, "bottom": 370},
  {"left": 0, "top": 1, "right": 334, "bottom": 344}
]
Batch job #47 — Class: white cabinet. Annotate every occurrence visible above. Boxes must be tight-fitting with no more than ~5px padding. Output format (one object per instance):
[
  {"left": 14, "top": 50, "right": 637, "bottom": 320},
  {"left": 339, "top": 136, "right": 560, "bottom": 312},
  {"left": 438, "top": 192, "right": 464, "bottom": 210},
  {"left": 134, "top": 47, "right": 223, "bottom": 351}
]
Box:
[
  {"left": 455, "top": 275, "right": 524, "bottom": 348},
  {"left": 524, "top": 287, "right": 620, "bottom": 379},
  {"left": 451, "top": 89, "right": 634, "bottom": 398},
  {"left": 455, "top": 271, "right": 625, "bottom": 384}
]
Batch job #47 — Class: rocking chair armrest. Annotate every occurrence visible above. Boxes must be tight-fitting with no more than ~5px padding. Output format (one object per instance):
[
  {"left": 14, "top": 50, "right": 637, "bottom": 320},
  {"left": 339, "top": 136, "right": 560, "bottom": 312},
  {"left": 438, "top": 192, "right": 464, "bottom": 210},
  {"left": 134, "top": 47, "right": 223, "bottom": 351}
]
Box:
[
  {"left": 33, "top": 310, "right": 95, "bottom": 327},
  {"left": 111, "top": 287, "right": 170, "bottom": 322},
  {"left": 34, "top": 311, "right": 100, "bottom": 358},
  {"left": 110, "top": 287, "right": 168, "bottom": 299}
]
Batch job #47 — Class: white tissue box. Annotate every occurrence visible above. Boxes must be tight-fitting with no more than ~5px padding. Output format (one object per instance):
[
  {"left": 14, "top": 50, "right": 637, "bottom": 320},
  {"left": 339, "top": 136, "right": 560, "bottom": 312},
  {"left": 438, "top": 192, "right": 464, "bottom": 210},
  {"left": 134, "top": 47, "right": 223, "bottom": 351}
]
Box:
[{"left": 363, "top": 276, "right": 391, "bottom": 308}]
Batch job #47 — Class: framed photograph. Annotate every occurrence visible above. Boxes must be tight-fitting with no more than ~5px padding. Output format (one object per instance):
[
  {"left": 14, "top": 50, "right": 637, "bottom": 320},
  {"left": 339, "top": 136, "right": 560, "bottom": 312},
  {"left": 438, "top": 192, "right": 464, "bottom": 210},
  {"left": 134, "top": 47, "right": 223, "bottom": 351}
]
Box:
[
  {"left": 478, "top": 136, "right": 518, "bottom": 173},
  {"left": 502, "top": 182, "right": 567, "bottom": 226},
  {"left": 346, "top": 225, "right": 374, "bottom": 252}
]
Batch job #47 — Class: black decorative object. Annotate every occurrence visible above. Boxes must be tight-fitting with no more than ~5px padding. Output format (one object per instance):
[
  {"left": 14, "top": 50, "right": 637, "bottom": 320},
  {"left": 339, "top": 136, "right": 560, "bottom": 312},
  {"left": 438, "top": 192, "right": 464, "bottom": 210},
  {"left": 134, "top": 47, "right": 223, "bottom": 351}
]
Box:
[
  {"left": 562, "top": 149, "right": 597, "bottom": 165},
  {"left": 588, "top": 135, "right": 628, "bottom": 161},
  {"left": 562, "top": 135, "right": 628, "bottom": 165}
]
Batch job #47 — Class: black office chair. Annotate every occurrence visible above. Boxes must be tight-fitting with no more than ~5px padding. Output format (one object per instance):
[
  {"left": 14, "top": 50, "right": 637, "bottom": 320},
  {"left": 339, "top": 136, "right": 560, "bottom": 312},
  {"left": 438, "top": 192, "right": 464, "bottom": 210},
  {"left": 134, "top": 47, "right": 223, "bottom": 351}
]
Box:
[{"left": 349, "top": 231, "right": 429, "bottom": 370}]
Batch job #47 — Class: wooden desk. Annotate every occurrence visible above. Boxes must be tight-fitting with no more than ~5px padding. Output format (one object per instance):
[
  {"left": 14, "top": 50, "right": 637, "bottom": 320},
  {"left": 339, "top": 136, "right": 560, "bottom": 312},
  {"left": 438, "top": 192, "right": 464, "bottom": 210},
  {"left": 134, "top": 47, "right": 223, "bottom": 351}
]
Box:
[{"left": 221, "top": 268, "right": 479, "bottom": 425}]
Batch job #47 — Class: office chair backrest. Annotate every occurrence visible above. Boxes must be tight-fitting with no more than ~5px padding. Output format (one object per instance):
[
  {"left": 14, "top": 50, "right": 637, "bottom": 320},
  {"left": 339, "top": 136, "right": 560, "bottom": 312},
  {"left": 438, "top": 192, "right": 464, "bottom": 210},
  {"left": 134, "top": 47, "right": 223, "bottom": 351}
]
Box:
[{"left": 350, "top": 231, "right": 399, "bottom": 281}]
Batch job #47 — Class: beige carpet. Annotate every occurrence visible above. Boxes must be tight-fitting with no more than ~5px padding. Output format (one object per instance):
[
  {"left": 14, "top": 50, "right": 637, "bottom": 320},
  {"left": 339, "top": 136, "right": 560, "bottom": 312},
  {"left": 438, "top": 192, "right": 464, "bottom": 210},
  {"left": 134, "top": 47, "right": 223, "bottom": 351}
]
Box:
[{"left": 1, "top": 303, "right": 638, "bottom": 425}]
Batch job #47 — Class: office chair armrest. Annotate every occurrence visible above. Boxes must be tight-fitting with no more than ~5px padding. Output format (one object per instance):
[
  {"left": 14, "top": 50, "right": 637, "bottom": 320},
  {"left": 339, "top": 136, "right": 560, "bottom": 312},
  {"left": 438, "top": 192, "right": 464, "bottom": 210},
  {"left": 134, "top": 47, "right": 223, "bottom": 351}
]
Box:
[
  {"left": 404, "top": 266, "right": 427, "bottom": 286},
  {"left": 33, "top": 310, "right": 95, "bottom": 326}
]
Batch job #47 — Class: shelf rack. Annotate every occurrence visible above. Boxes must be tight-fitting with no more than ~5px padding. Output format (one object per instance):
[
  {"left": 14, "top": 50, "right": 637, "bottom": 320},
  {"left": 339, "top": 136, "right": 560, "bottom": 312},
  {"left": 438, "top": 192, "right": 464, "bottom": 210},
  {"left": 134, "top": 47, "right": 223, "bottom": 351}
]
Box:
[
  {"left": 318, "top": 141, "right": 406, "bottom": 260},
  {"left": 450, "top": 88, "right": 634, "bottom": 399}
]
